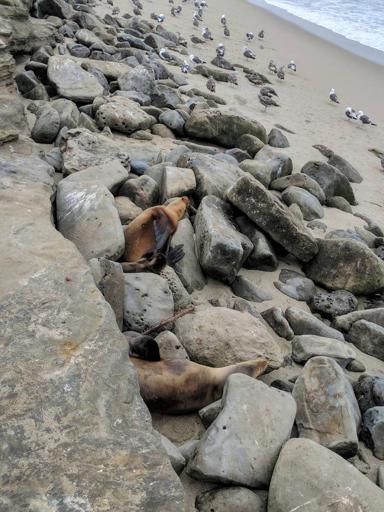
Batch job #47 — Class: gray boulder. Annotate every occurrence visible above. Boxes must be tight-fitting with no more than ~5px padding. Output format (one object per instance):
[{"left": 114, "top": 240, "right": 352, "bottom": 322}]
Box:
[
  {"left": 196, "top": 488, "right": 267, "bottom": 512},
  {"left": 348, "top": 320, "right": 384, "bottom": 360},
  {"left": 227, "top": 175, "right": 318, "bottom": 262},
  {"left": 237, "top": 133, "right": 265, "bottom": 157},
  {"left": 96, "top": 96, "right": 156, "bottom": 134},
  {"left": 231, "top": 275, "right": 272, "bottom": 302},
  {"left": 327, "top": 195, "right": 353, "bottom": 213},
  {"left": 115, "top": 196, "right": 143, "bottom": 224},
  {"left": 293, "top": 356, "right": 361, "bottom": 457},
  {"left": 0, "top": 93, "right": 26, "bottom": 143},
  {"left": 310, "top": 289, "right": 358, "bottom": 319},
  {"left": 281, "top": 186, "right": 324, "bottom": 221},
  {"left": 274, "top": 269, "right": 316, "bottom": 302},
  {"left": 353, "top": 375, "right": 384, "bottom": 414},
  {"left": 292, "top": 335, "right": 356, "bottom": 366},
  {"left": 67, "top": 42, "right": 90, "bottom": 58},
  {"left": 31, "top": 106, "right": 60, "bottom": 143},
  {"left": 51, "top": 98, "right": 80, "bottom": 130},
  {"left": 63, "top": 159, "right": 128, "bottom": 194},
  {"left": 313, "top": 144, "right": 363, "bottom": 183},
  {"left": 119, "top": 175, "right": 159, "bottom": 209},
  {"left": 239, "top": 159, "right": 278, "bottom": 188},
  {"left": 268, "top": 128, "right": 289, "bottom": 148},
  {"left": 123, "top": 273, "right": 174, "bottom": 332},
  {"left": 118, "top": 64, "right": 156, "bottom": 96},
  {"left": 160, "top": 435, "right": 186, "bottom": 474},
  {"left": 334, "top": 307, "right": 384, "bottom": 332},
  {"left": 195, "top": 196, "right": 252, "bottom": 284},
  {"left": 270, "top": 173, "right": 326, "bottom": 204},
  {"left": 155, "top": 331, "right": 189, "bottom": 360},
  {"left": 187, "top": 374, "right": 296, "bottom": 487},
  {"left": 361, "top": 407, "right": 384, "bottom": 459},
  {"left": 159, "top": 110, "right": 185, "bottom": 136},
  {"left": 254, "top": 145, "right": 293, "bottom": 178},
  {"left": 161, "top": 165, "right": 196, "bottom": 201},
  {"left": 152, "top": 85, "right": 182, "bottom": 109},
  {"left": 199, "top": 400, "right": 222, "bottom": 428},
  {"left": 159, "top": 266, "right": 192, "bottom": 312},
  {"left": 261, "top": 307, "right": 294, "bottom": 340},
  {"left": 285, "top": 307, "right": 344, "bottom": 341},
  {"left": 236, "top": 216, "right": 278, "bottom": 271}
]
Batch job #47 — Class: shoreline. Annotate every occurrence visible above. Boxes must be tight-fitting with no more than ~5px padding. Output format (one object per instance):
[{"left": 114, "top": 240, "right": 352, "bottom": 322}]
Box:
[{"left": 248, "top": 0, "right": 384, "bottom": 67}]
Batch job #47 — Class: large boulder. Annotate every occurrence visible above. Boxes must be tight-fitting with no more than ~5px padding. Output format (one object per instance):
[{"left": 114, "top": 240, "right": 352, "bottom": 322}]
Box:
[
  {"left": 195, "top": 195, "right": 252, "bottom": 284},
  {"left": 35, "top": 0, "right": 73, "bottom": 19},
  {"left": 313, "top": 144, "right": 363, "bottom": 183},
  {"left": 268, "top": 438, "right": 384, "bottom": 512},
  {"left": 286, "top": 307, "right": 344, "bottom": 341},
  {"left": 334, "top": 307, "right": 384, "bottom": 332},
  {"left": 118, "top": 64, "right": 156, "bottom": 96},
  {"left": 185, "top": 108, "right": 267, "bottom": 147},
  {"left": 292, "top": 335, "right": 356, "bottom": 366},
  {"left": 0, "top": 93, "right": 26, "bottom": 143},
  {"left": 31, "top": 106, "right": 61, "bottom": 144},
  {"left": 305, "top": 238, "right": 384, "bottom": 294},
  {"left": 62, "top": 159, "right": 128, "bottom": 194},
  {"left": 227, "top": 175, "right": 318, "bottom": 262},
  {"left": 174, "top": 307, "right": 284, "bottom": 368},
  {"left": 253, "top": 146, "right": 293, "bottom": 178},
  {"left": 347, "top": 320, "right": 384, "bottom": 360},
  {"left": 187, "top": 374, "right": 296, "bottom": 487},
  {"left": 236, "top": 215, "right": 278, "bottom": 271},
  {"left": 281, "top": 186, "right": 324, "bottom": 221},
  {"left": 361, "top": 407, "right": 384, "bottom": 459},
  {"left": 96, "top": 96, "right": 156, "bottom": 134},
  {"left": 270, "top": 173, "right": 326, "bottom": 204}
]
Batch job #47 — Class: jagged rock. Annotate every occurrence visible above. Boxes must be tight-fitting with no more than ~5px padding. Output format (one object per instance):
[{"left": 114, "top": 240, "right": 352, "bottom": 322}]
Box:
[
  {"left": 31, "top": 45, "right": 54, "bottom": 64},
  {"left": 185, "top": 108, "right": 267, "bottom": 147},
  {"left": 361, "top": 407, "right": 384, "bottom": 459},
  {"left": 293, "top": 357, "right": 361, "bottom": 457},
  {"left": 231, "top": 275, "right": 272, "bottom": 303},
  {"left": 334, "top": 308, "right": 384, "bottom": 332},
  {"left": 196, "top": 488, "right": 267, "bottom": 512},
  {"left": 353, "top": 376, "right": 384, "bottom": 414},
  {"left": 0, "top": 93, "right": 27, "bottom": 142},
  {"left": 268, "top": 438, "right": 384, "bottom": 512},
  {"left": 195, "top": 196, "right": 252, "bottom": 284},
  {"left": 270, "top": 173, "right": 326, "bottom": 204},
  {"left": 35, "top": 0, "right": 73, "bottom": 19},
  {"left": 152, "top": 84, "right": 182, "bottom": 109},
  {"left": 254, "top": 146, "right": 293, "bottom": 177},
  {"left": 39, "top": 147, "right": 63, "bottom": 171},
  {"left": 170, "top": 218, "right": 205, "bottom": 293},
  {"left": 187, "top": 374, "right": 296, "bottom": 486},
  {"left": 227, "top": 175, "right": 318, "bottom": 262},
  {"left": 119, "top": 175, "right": 159, "bottom": 209},
  {"left": 51, "top": 98, "right": 80, "bottom": 130},
  {"left": 327, "top": 195, "right": 353, "bottom": 213},
  {"left": 237, "top": 133, "right": 265, "bottom": 157},
  {"left": 15, "top": 69, "right": 48, "bottom": 100},
  {"left": 268, "top": 128, "right": 289, "bottom": 148},
  {"left": 117, "top": 64, "right": 156, "bottom": 96},
  {"left": 285, "top": 307, "right": 344, "bottom": 341},
  {"left": 48, "top": 56, "right": 104, "bottom": 102},
  {"left": 31, "top": 106, "right": 61, "bottom": 144},
  {"left": 239, "top": 159, "right": 278, "bottom": 188},
  {"left": 155, "top": 331, "right": 189, "bottom": 360},
  {"left": 199, "top": 399, "right": 222, "bottom": 428},
  {"left": 161, "top": 166, "right": 196, "bottom": 201},
  {"left": 174, "top": 306, "right": 284, "bottom": 368},
  {"left": 313, "top": 144, "right": 363, "bottom": 183},
  {"left": 347, "top": 320, "right": 384, "bottom": 360},
  {"left": 115, "top": 196, "right": 143, "bottom": 224},
  {"left": 236, "top": 215, "right": 278, "bottom": 271},
  {"left": 261, "top": 307, "right": 294, "bottom": 340},
  {"left": 305, "top": 238, "right": 384, "bottom": 294},
  {"left": 274, "top": 269, "right": 316, "bottom": 301},
  {"left": 96, "top": 96, "right": 156, "bottom": 134},
  {"left": 123, "top": 273, "right": 174, "bottom": 332},
  {"left": 281, "top": 186, "right": 324, "bottom": 221},
  {"left": 158, "top": 110, "right": 185, "bottom": 136},
  {"left": 62, "top": 159, "right": 128, "bottom": 194},
  {"left": 160, "top": 435, "right": 186, "bottom": 474},
  {"left": 301, "top": 160, "right": 357, "bottom": 205},
  {"left": 292, "top": 335, "right": 356, "bottom": 366},
  {"left": 310, "top": 289, "right": 358, "bottom": 318}
]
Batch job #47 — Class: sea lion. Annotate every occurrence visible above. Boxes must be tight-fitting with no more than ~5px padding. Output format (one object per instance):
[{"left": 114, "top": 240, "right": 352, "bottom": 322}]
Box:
[
  {"left": 127, "top": 334, "right": 268, "bottom": 414},
  {"left": 121, "top": 196, "right": 188, "bottom": 272}
]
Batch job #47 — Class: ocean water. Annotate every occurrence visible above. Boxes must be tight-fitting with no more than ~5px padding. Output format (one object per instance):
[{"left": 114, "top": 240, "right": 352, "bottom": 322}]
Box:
[{"left": 262, "top": 0, "right": 384, "bottom": 53}]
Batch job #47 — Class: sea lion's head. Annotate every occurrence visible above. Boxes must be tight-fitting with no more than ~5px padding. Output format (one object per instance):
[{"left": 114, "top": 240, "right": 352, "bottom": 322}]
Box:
[
  {"left": 124, "top": 332, "right": 161, "bottom": 361},
  {"left": 166, "top": 196, "right": 189, "bottom": 220}
]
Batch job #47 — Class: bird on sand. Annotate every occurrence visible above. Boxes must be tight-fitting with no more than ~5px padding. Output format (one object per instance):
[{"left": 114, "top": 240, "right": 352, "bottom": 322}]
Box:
[
  {"left": 216, "top": 43, "right": 225, "bottom": 57},
  {"left": 243, "top": 46, "right": 256, "bottom": 59},
  {"left": 268, "top": 59, "right": 277, "bottom": 73},
  {"left": 258, "top": 29, "right": 265, "bottom": 39},
  {"left": 260, "top": 85, "right": 278, "bottom": 97},
  {"left": 329, "top": 88, "right": 340, "bottom": 103},
  {"left": 206, "top": 76, "right": 216, "bottom": 93},
  {"left": 190, "top": 53, "right": 206, "bottom": 64},
  {"left": 357, "top": 111, "right": 377, "bottom": 126},
  {"left": 224, "top": 25, "right": 230, "bottom": 37},
  {"left": 246, "top": 32, "right": 254, "bottom": 41},
  {"left": 159, "top": 48, "right": 172, "bottom": 61},
  {"left": 258, "top": 92, "right": 280, "bottom": 111},
  {"left": 345, "top": 107, "right": 358, "bottom": 120},
  {"left": 277, "top": 66, "right": 285, "bottom": 80},
  {"left": 180, "top": 61, "right": 190, "bottom": 73},
  {"left": 221, "top": 14, "right": 227, "bottom": 25},
  {"left": 202, "top": 27, "right": 213, "bottom": 40},
  {"left": 287, "top": 60, "right": 296, "bottom": 72},
  {"left": 133, "top": 6, "right": 141, "bottom": 15}
]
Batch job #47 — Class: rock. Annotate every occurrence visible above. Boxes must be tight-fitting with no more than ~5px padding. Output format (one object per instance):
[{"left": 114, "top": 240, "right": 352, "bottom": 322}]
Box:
[
  {"left": 361, "top": 407, "right": 384, "bottom": 459},
  {"left": 305, "top": 238, "right": 384, "bottom": 294},
  {"left": 161, "top": 166, "right": 196, "bottom": 201},
  {"left": 327, "top": 195, "right": 353, "bottom": 213},
  {"left": 155, "top": 331, "right": 189, "bottom": 360},
  {"left": 195, "top": 64, "right": 238, "bottom": 82},
  {"left": 35, "top": 0, "right": 73, "bottom": 19},
  {"left": 196, "top": 487, "right": 267, "bottom": 512},
  {"left": 261, "top": 307, "right": 294, "bottom": 340},
  {"left": 119, "top": 175, "right": 159, "bottom": 209},
  {"left": 187, "top": 374, "right": 296, "bottom": 487},
  {"left": 274, "top": 269, "right": 316, "bottom": 302},
  {"left": 118, "top": 64, "right": 156, "bottom": 96},
  {"left": 254, "top": 146, "right": 293, "bottom": 178},
  {"left": 211, "top": 55, "right": 236, "bottom": 70},
  {"left": 237, "top": 133, "right": 265, "bottom": 157},
  {"left": 285, "top": 307, "right": 345, "bottom": 340},
  {"left": 57, "top": 181, "right": 125, "bottom": 261},
  {"left": 96, "top": 96, "right": 155, "bottom": 134},
  {"left": 170, "top": 218, "right": 205, "bottom": 293},
  {"left": 301, "top": 160, "right": 357, "bottom": 205},
  {"left": 179, "top": 440, "right": 199, "bottom": 462},
  {"left": 159, "top": 266, "right": 192, "bottom": 312},
  {"left": 334, "top": 308, "right": 384, "bottom": 332},
  {"left": 51, "top": 98, "right": 80, "bottom": 130},
  {"left": 378, "top": 466, "right": 384, "bottom": 490},
  {"left": 347, "top": 320, "right": 384, "bottom": 360},
  {"left": 123, "top": 273, "right": 174, "bottom": 332},
  {"left": 159, "top": 110, "right": 185, "bottom": 136},
  {"left": 39, "top": 147, "right": 63, "bottom": 171},
  {"left": 281, "top": 186, "right": 324, "bottom": 221},
  {"left": 185, "top": 108, "right": 267, "bottom": 148},
  {"left": 268, "top": 128, "right": 289, "bottom": 148},
  {"left": 353, "top": 376, "right": 384, "bottom": 413},
  {"left": 160, "top": 435, "right": 186, "bottom": 474},
  {"left": 31, "top": 106, "right": 60, "bottom": 144},
  {"left": 152, "top": 85, "right": 182, "bottom": 109},
  {"left": 227, "top": 175, "right": 318, "bottom": 262},
  {"left": 15, "top": 70, "right": 48, "bottom": 100},
  {"left": 89, "top": 257, "right": 124, "bottom": 329},
  {"left": 174, "top": 307, "right": 284, "bottom": 368},
  {"left": 62, "top": 159, "right": 128, "bottom": 194},
  {"left": 239, "top": 159, "right": 279, "bottom": 188},
  {"left": 226, "top": 147, "right": 251, "bottom": 162},
  {"left": 292, "top": 335, "right": 356, "bottom": 366},
  {"left": 48, "top": 56, "right": 104, "bottom": 102},
  {"left": 199, "top": 400, "right": 222, "bottom": 427},
  {"left": 270, "top": 173, "right": 326, "bottom": 204},
  {"left": 85, "top": 65, "right": 110, "bottom": 95},
  {"left": 231, "top": 275, "right": 272, "bottom": 303},
  {"left": 268, "top": 438, "right": 384, "bottom": 512},
  {"left": 195, "top": 196, "right": 252, "bottom": 284},
  {"left": 310, "top": 289, "right": 358, "bottom": 319},
  {"left": 307, "top": 220, "right": 327, "bottom": 232},
  {"left": 293, "top": 357, "right": 361, "bottom": 457},
  {"left": 271, "top": 380, "right": 294, "bottom": 393},
  {"left": 145, "top": 33, "right": 177, "bottom": 50},
  {"left": 347, "top": 359, "right": 366, "bottom": 372},
  {"left": 185, "top": 87, "right": 227, "bottom": 105},
  {"left": 232, "top": 298, "right": 264, "bottom": 322},
  {"left": 186, "top": 153, "right": 245, "bottom": 201},
  {"left": 67, "top": 41, "right": 90, "bottom": 58},
  {"left": 235, "top": 216, "right": 277, "bottom": 271},
  {"left": 313, "top": 144, "right": 363, "bottom": 183},
  {"left": 115, "top": 196, "right": 143, "bottom": 224}
]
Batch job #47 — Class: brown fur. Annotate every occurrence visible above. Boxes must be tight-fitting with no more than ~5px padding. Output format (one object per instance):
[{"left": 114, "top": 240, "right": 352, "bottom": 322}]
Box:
[{"left": 130, "top": 357, "right": 268, "bottom": 414}]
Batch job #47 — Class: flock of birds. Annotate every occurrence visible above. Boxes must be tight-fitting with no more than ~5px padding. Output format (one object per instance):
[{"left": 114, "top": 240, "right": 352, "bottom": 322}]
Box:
[{"left": 329, "top": 88, "right": 377, "bottom": 126}]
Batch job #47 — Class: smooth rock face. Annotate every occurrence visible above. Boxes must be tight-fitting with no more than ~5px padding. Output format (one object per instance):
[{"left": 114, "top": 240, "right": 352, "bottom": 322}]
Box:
[
  {"left": 195, "top": 195, "right": 252, "bottom": 284},
  {"left": 293, "top": 356, "right": 361, "bottom": 457},
  {"left": 48, "top": 56, "right": 104, "bottom": 102},
  {"left": 274, "top": 269, "right": 316, "bottom": 302},
  {"left": 185, "top": 108, "right": 267, "bottom": 147},
  {"left": 187, "top": 374, "right": 296, "bottom": 487},
  {"left": 123, "top": 273, "right": 174, "bottom": 332},
  {"left": 254, "top": 146, "right": 293, "bottom": 178},
  {"left": 353, "top": 375, "right": 384, "bottom": 414},
  {"left": 261, "top": 307, "right": 294, "bottom": 340},
  {"left": 155, "top": 331, "right": 189, "bottom": 360},
  {"left": 196, "top": 487, "right": 267, "bottom": 512},
  {"left": 160, "top": 435, "right": 186, "bottom": 474},
  {"left": 174, "top": 307, "right": 284, "bottom": 368},
  {"left": 305, "top": 238, "right": 384, "bottom": 295},
  {"left": 292, "top": 335, "right": 356, "bottom": 366},
  {"left": 96, "top": 96, "right": 156, "bottom": 134},
  {"left": 31, "top": 106, "right": 60, "bottom": 143},
  {"left": 348, "top": 320, "right": 384, "bottom": 360},
  {"left": 119, "top": 175, "right": 159, "bottom": 209},
  {"left": 231, "top": 275, "right": 272, "bottom": 302},
  {"left": 63, "top": 159, "right": 129, "bottom": 194},
  {"left": 270, "top": 173, "right": 326, "bottom": 204},
  {"left": 161, "top": 165, "right": 196, "bottom": 201},
  {"left": 334, "top": 308, "right": 384, "bottom": 332},
  {"left": 281, "top": 186, "right": 324, "bottom": 221},
  {"left": 56, "top": 181, "right": 125, "bottom": 261},
  {"left": 118, "top": 64, "right": 156, "bottom": 96},
  {"left": 227, "top": 175, "right": 318, "bottom": 262},
  {"left": 268, "top": 438, "right": 384, "bottom": 512},
  {"left": 310, "top": 289, "right": 358, "bottom": 319},
  {"left": 115, "top": 196, "right": 143, "bottom": 224},
  {"left": 268, "top": 128, "right": 289, "bottom": 148},
  {"left": 361, "top": 407, "right": 384, "bottom": 459},
  {"left": 286, "top": 307, "right": 345, "bottom": 341},
  {"left": 236, "top": 215, "right": 278, "bottom": 271}
]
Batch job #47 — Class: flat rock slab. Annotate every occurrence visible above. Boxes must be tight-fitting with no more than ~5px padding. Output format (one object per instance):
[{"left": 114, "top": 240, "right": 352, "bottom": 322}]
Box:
[
  {"left": 281, "top": 186, "right": 324, "bottom": 221},
  {"left": 292, "top": 334, "right": 356, "bottom": 366},
  {"left": 96, "top": 96, "right": 156, "bottom": 134},
  {"left": 347, "top": 320, "right": 384, "bottom": 360},
  {"left": 334, "top": 307, "right": 384, "bottom": 332},
  {"left": 274, "top": 269, "right": 315, "bottom": 302},
  {"left": 268, "top": 438, "right": 384, "bottom": 512},
  {"left": 63, "top": 158, "right": 128, "bottom": 193},
  {"left": 187, "top": 374, "right": 296, "bottom": 487},
  {"left": 286, "top": 307, "right": 345, "bottom": 341},
  {"left": 310, "top": 289, "right": 357, "bottom": 319},
  {"left": 227, "top": 175, "right": 318, "bottom": 262},
  {"left": 48, "top": 56, "right": 104, "bottom": 102},
  {"left": 293, "top": 356, "right": 361, "bottom": 457}
]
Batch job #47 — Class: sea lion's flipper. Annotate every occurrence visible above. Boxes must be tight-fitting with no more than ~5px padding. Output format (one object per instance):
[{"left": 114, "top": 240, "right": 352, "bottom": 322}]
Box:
[
  {"left": 167, "top": 244, "right": 185, "bottom": 266},
  {"left": 121, "top": 254, "right": 167, "bottom": 273},
  {"left": 153, "top": 210, "right": 174, "bottom": 253},
  {"left": 127, "top": 335, "right": 161, "bottom": 361}
]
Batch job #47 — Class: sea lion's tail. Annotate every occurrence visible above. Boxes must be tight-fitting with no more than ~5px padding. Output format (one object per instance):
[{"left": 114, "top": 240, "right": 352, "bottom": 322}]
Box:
[{"left": 217, "top": 358, "right": 268, "bottom": 382}]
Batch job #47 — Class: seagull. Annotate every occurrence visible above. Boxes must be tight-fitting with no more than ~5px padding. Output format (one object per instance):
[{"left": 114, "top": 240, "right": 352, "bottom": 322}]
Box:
[
  {"left": 132, "top": 0, "right": 142, "bottom": 7},
  {"left": 190, "top": 34, "right": 206, "bottom": 44},
  {"left": 329, "top": 88, "right": 339, "bottom": 104},
  {"left": 224, "top": 25, "right": 230, "bottom": 37},
  {"left": 180, "top": 60, "right": 190, "bottom": 73},
  {"left": 216, "top": 43, "right": 225, "bottom": 57},
  {"left": 133, "top": 6, "right": 141, "bottom": 15},
  {"left": 206, "top": 76, "right": 216, "bottom": 93},
  {"left": 258, "top": 92, "right": 279, "bottom": 111},
  {"left": 221, "top": 14, "right": 227, "bottom": 25},
  {"left": 243, "top": 46, "right": 256, "bottom": 59},
  {"left": 260, "top": 85, "right": 278, "bottom": 97},
  {"left": 258, "top": 29, "right": 264, "bottom": 39},
  {"left": 287, "top": 60, "right": 296, "bottom": 72},
  {"left": 157, "top": 13, "right": 165, "bottom": 22},
  {"left": 171, "top": 6, "right": 177, "bottom": 16},
  {"left": 268, "top": 59, "right": 277, "bottom": 74},
  {"left": 159, "top": 48, "right": 172, "bottom": 61},
  {"left": 190, "top": 53, "right": 206, "bottom": 64},
  {"left": 277, "top": 66, "right": 285, "bottom": 80},
  {"left": 175, "top": 5, "right": 182, "bottom": 14},
  {"left": 357, "top": 111, "right": 377, "bottom": 126},
  {"left": 345, "top": 107, "right": 358, "bottom": 120},
  {"left": 193, "top": 10, "right": 202, "bottom": 21},
  {"left": 202, "top": 27, "right": 213, "bottom": 40},
  {"left": 246, "top": 32, "right": 254, "bottom": 41}
]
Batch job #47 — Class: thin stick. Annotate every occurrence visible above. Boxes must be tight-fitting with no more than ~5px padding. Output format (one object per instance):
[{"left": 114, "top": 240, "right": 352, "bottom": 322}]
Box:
[{"left": 142, "top": 305, "right": 195, "bottom": 335}]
